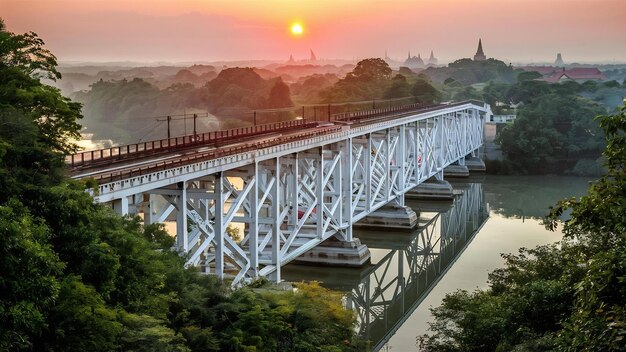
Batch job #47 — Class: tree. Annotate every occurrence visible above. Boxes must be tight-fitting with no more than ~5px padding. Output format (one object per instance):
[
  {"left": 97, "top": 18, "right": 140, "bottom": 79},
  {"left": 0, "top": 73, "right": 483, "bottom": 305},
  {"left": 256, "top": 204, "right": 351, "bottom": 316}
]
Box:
[
  {"left": 383, "top": 74, "right": 411, "bottom": 99},
  {"left": 0, "top": 19, "right": 82, "bottom": 156},
  {"left": 345, "top": 58, "right": 391, "bottom": 82},
  {"left": 319, "top": 58, "right": 393, "bottom": 102},
  {"left": 517, "top": 70, "right": 543, "bottom": 82},
  {"left": 497, "top": 94, "right": 605, "bottom": 173},
  {"left": 0, "top": 202, "right": 63, "bottom": 350},
  {"left": 505, "top": 80, "right": 551, "bottom": 104},
  {"left": 267, "top": 78, "right": 294, "bottom": 108},
  {"left": 412, "top": 78, "right": 441, "bottom": 105}
]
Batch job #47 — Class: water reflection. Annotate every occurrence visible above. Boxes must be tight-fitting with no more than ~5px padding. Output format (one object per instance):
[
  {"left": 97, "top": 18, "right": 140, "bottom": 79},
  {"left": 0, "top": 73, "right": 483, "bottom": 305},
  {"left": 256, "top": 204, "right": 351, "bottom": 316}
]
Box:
[
  {"left": 482, "top": 175, "right": 593, "bottom": 219},
  {"left": 283, "top": 182, "right": 488, "bottom": 351}
]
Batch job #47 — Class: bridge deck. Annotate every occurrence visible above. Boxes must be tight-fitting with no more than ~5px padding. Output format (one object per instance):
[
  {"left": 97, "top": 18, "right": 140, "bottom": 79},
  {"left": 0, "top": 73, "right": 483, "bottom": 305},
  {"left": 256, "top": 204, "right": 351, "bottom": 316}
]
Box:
[{"left": 69, "top": 100, "right": 483, "bottom": 183}]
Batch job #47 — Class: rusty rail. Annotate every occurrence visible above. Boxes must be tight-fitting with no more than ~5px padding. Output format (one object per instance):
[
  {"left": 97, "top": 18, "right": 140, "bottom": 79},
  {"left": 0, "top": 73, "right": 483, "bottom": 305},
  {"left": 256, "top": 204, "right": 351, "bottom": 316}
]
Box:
[
  {"left": 90, "top": 125, "right": 343, "bottom": 183},
  {"left": 67, "top": 119, "right": 313, "bottom": 168}
]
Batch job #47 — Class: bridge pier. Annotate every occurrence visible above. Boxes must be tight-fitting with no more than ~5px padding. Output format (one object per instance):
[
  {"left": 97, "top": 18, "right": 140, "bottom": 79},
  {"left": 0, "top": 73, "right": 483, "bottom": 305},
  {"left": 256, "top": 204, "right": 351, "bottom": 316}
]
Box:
[
  {"left": 112, "top": 196, "right": 129, "bottom": 215},
  {"left": 406, "top": 178, "right": 454, "bottom": 201},
  {"left": 293, "top": 236, "right": 371, "bottom": 267},
  {"left": 444, "top": 164, "right": 470, "bottom": 178},
  {"left": 465, "top": 156, "right": 486, "bottom": 172},
  {"left": 355, "top": 203, "right": 418, "bottom": 230}
]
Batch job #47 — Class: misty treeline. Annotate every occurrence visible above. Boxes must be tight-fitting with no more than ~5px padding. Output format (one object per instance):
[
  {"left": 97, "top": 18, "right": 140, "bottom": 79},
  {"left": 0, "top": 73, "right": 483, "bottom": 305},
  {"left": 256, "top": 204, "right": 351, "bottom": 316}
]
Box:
[
  {"left": 483, "top": 77, "right": 626, "bottom": 175},
  {"left": 69, "top": 58, "right": 449, "bottom": 143},
  {"left": 54, "top": 33, "right": 626, "bottom": 175},
  {"left": 0, "top": 19, "right": 366, "bottom": 352}
]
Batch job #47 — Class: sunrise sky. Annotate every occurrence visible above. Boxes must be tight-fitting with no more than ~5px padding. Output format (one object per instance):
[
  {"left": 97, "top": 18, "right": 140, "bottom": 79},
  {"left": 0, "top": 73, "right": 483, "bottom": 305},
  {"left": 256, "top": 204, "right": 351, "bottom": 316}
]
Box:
[{"left": 3, "top": 0, "right": 626, "bottom": 64}]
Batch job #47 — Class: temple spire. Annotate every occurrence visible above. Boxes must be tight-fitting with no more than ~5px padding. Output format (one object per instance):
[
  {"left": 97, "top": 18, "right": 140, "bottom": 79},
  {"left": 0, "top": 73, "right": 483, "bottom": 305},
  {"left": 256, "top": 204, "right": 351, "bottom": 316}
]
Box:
[
  {"left": 428, "top": 50, "right": 438, "bottom": 65},
  {"left": 474, "top": 38, "right": 486, "bottom": 61}
]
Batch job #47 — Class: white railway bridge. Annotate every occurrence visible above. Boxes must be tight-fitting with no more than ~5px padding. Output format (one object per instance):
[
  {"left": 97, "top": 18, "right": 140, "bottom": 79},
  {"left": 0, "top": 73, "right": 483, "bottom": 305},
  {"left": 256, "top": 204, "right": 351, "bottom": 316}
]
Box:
[{"left": 69, "top": 100, "right": 490, "bottom": 286}]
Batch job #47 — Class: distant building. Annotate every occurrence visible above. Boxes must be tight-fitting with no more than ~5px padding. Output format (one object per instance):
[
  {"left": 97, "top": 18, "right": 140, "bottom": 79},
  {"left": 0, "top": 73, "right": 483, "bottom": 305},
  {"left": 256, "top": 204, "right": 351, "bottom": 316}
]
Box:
[
  {"left": 491, "top": 114, "right": 516, "bottom": 123},
  {"left": 383, "top": 51, "right": 403, "bottom": 67},
  {"left": 287, "top": 54, "right": 295, "bottom": 64},
  {"left": 427, "top": 50, "right": 438, "bottom": 66},
  {"left": 544, "top": 68, "right": 606, "bottom": 83},
  {"left": 516, "top": 66, "right": 606, "bottom": 83},
  {"left": 309, "top": 49, "right": 317, "bottom": 62},
  {"left": 555, "top": 53, "right": 565, "bottom": 66},
  {"left": 473, "top": 39, "right": 486, "bottom": 61},
  {"left": 516, "top": 66, "right": 559, "bottom": 75},
  {"left": 404, "top": 51, "right": 425, "bottom": 69}
]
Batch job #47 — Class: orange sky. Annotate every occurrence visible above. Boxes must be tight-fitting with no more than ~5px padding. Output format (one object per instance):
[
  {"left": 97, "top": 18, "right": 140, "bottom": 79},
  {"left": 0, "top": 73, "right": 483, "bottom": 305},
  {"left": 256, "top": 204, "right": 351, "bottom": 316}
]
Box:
[{"left": 3, "top": 0, "right": 626, "bottom": 63}]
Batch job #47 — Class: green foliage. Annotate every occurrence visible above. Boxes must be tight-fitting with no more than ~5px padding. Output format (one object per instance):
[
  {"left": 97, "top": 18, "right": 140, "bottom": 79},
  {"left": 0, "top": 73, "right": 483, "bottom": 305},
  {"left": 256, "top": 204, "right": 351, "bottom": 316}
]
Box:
[
  {"left": 425, "top": 58, "right": 515, "bottom": 85},
  {"left": 517, "top": 70, "right": 543, "bottom": 82},
  {"left": 0, "top": 20, "right": 81, "bottom": 156},
  {"left": 505, "top": 80, "right": 552, "bottom": 104},
  {"left": 383, "top": 74, "right": 411, "bottom": 99},
  {"left": 75, "top": 67, "right": 297, "bottom": 143},
  {"left": 412, "top": 78, "right": 442, "bottom": 105},
  {"left": 267, "top": 78, "right": 294, "bottom": 108},
  {"left": 0, "top": 201, "right": 63, "bottom": 350},
  {"left": 419, "top": 103, "right": 626, "bottom": 351},
  {"left": 497, "top": 94, "right": 606, "bottom": 174},
  {"left": 346, "top": 58, "right": 392, "bottom": 82},
  {"left": 320, "top": 58, "right": 393, "bottom": 102}
]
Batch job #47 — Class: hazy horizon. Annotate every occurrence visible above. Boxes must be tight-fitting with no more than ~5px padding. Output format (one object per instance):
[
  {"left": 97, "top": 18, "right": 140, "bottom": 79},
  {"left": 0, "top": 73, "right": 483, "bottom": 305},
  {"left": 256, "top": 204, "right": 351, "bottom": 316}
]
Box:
[{"left": 4, "top": 0, "right": 626, "bottom": 65}]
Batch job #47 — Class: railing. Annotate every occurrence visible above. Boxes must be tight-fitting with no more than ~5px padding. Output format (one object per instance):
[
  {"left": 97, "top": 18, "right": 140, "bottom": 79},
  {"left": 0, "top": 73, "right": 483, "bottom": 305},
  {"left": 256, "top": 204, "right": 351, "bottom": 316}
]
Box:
[
  {"left": 90, "top": 125, "right": 343, "bottom": 184},
  {"left": 72, "top": 100, "right": 486, "bottom": 181},
  {"left": 333, "top": 100, "right": 484, "bottom": 122},
  {"left": 67, "top": 119, "right": 314, "bottom": 167}
]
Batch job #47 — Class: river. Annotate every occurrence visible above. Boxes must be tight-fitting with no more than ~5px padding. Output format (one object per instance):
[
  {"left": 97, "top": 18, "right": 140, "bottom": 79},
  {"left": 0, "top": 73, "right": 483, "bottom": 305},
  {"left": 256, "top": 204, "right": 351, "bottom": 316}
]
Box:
[{"left": 282, "top": 175, "right": 594, "bottom": 351}]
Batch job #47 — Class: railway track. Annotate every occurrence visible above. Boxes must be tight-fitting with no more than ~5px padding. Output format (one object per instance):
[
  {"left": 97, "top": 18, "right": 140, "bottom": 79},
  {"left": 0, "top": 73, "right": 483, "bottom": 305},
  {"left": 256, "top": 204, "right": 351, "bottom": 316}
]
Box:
[{"left": 69, "top": 100, "right": 483, "bottom": 183}]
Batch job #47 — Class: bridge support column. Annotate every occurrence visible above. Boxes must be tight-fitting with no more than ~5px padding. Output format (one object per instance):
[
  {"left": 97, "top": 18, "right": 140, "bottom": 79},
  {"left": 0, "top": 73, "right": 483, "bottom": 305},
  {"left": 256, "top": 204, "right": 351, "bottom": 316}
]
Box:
[
  {"left": 112, "top": 196, "right": 129, "bottom": 216},
  {"left": 143, "top": 194, "right": 155, "bottom": 226},
  {"left": 270, "top": 159, "right": 281, "bottom": 282},
  {"left": 176, "top": 181, "right": 189, "bottom": 252},
  {"left": 341, "top": 138, "right": 354, "bottom": 242},
  {"left": 214, "top": 174, "right": 225, "bottom": 279}
]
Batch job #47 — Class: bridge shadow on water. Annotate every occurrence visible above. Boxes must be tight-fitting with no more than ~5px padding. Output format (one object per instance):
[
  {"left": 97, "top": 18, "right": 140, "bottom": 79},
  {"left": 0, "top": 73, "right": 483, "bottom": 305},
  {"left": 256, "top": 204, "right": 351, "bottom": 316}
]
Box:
[{"left": 282, "top": 181, "right": 489, "bottom": 351}]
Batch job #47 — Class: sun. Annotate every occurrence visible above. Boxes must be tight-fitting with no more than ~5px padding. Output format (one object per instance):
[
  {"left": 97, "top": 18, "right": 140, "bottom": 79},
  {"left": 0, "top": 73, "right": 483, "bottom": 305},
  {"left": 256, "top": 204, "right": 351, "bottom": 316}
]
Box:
[{"left": 290, "top": 22, "right": 303, "bottom": 36}]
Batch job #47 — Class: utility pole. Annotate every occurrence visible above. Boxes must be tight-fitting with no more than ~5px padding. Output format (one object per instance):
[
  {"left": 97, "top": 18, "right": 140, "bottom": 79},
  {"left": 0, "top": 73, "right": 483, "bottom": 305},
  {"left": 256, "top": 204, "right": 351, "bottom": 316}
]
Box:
[
  {"left": 328, "top": 104, "right": 331, "bottom": 121},
  {"left": 253, "top": 111, "right": 257, "bottom": 127},
  {"left": 372, "top": 99, "right": 376, "bottom": 109},
  {"left": 302, "top": 106, "right": 305, "bottom": 120},
  {"left": 193, "top": 114, "right": 197, "bottom": 136},
  {"left": 167, "top": 116, "right": 171, "bottom": 139}
]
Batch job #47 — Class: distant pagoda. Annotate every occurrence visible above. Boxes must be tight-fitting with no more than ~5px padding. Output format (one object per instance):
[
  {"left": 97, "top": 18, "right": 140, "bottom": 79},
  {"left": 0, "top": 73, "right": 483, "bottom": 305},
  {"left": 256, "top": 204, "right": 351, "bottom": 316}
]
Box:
[
  {"left": 287, "top": 54, "right": 295, "bottom": 64},
  {"left": 404, "top": 51, "right": 424, "bottom": 69},
  {"left": 428, "top": 50, "right": 438, "bottom": 65},
  {"left": 473, "top": 39, "right": 486, "bottom": 61},
  {"left": 309, "top": 49, "right": 317, "bottom": 62},
  {"left": 555, "top": 53, "right": 565, "bottom": 66}
]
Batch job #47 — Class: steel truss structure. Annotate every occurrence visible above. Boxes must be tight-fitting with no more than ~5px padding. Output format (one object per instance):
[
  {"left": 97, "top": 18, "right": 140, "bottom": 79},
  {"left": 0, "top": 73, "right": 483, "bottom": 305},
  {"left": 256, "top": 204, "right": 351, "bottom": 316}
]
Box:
[
  {"left": 348, "top": 183, "right": 488, "bottom": 350},
  {"left": 92, "top": 102, "right": 488, "bottom": 286}
]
